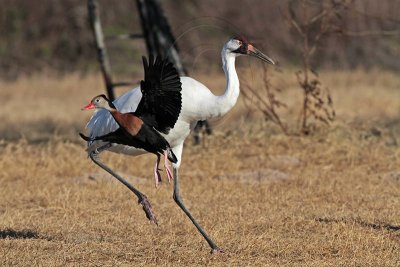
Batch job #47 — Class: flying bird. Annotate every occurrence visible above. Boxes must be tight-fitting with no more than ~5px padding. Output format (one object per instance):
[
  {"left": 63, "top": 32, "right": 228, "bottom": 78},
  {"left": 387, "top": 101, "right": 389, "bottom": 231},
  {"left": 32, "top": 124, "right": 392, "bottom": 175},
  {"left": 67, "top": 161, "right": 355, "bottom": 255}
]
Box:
[{"left": 82, "top": 37, "right": 275, "bottom": 253}]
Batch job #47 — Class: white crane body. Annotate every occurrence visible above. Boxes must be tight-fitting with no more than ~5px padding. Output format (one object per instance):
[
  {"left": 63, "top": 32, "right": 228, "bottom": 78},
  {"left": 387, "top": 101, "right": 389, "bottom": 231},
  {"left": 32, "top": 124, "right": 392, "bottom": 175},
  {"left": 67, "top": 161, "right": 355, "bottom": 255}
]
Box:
[
  {"left": 82, "top": 38, "right": 274, "bottom": 252},
  {"left": 86, "top": 48, "right": 241, "bottom": 168}
]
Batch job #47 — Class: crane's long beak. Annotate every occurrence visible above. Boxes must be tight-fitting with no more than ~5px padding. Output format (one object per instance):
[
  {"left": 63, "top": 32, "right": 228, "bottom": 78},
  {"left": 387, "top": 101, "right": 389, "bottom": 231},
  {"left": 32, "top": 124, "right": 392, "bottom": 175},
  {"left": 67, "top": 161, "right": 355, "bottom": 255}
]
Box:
[
  {"left": 248, "top": 44, "right": 275, "bottom": 65},
  {"left": 82, "top": 102, "right": 95, "bottom": 110}
]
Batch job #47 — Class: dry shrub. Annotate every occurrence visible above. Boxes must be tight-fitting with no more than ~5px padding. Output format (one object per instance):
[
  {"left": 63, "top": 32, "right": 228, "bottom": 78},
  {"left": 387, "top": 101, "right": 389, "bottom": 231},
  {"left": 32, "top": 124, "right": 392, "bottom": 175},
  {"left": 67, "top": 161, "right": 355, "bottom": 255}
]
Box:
[
  {"left": 295, "top": 70, "right": 335, "bottom": 134},
  {"left": 241, "top": 0, "right": 400, "bottom": 135},
  {"left": 286, "top": 0, "right": 346, "bottom": 134},
  {"left": 242, "top": 64, "right": 288, "bottom": 134},
  {"left": 242, "top": 0, "right": 350, "bottom": 134}
]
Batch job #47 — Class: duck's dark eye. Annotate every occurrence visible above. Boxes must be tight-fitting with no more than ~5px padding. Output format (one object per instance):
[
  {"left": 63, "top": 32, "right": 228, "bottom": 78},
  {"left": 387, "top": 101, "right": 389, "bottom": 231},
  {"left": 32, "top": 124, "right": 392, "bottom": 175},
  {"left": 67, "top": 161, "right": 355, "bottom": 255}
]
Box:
[{"left": 96, "top": 99, "right": 100, "bottom": 102}]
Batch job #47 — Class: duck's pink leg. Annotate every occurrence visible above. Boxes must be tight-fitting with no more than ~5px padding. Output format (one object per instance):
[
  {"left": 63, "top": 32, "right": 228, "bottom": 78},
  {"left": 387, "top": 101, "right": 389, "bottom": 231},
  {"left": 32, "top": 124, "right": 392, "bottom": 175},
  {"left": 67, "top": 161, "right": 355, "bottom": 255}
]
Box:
[
  {"left": 164, "top": 151, "right": 173, "bottom": 183},
  {"left": 154, "top": 155, "right": 162, "bottom": 187}
]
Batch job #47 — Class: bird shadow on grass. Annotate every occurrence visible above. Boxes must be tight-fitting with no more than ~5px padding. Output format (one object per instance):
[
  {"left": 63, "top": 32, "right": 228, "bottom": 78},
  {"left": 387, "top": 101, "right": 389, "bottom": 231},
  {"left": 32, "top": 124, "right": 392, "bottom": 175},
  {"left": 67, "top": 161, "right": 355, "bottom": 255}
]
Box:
[
  {"left": 315, "top": 217, "right": 400, "bottom": 232},
  {"left": 0, "top": 228, "right": 51, "bottom": 240}
]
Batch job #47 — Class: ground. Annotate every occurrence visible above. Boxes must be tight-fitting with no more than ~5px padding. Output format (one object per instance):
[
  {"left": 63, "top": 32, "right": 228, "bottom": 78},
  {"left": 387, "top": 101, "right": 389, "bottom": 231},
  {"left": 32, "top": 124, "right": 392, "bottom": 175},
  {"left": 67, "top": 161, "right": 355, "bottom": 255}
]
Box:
[{"left": 0, "top": 69, "right": 399, "bottom": 266}]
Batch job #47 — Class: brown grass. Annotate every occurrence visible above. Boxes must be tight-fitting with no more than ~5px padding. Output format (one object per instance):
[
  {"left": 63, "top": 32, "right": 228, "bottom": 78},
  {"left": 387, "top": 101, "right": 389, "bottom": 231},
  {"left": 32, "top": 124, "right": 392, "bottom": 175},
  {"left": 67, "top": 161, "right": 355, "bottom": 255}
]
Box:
[{"left": 0, "top": 70, "right": 399, "bottom": 266}]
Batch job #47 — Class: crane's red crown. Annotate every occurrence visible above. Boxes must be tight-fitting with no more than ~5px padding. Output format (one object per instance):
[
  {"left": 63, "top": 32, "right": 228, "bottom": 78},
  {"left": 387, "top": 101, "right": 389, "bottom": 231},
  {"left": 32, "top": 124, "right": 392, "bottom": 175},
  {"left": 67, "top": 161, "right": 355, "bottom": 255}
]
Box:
[
  {"left": 231, "top": 36, "right": 250, "bottom": 55},
  {"left": 232, "top": 36, "right": 249, "bottom": 44}
]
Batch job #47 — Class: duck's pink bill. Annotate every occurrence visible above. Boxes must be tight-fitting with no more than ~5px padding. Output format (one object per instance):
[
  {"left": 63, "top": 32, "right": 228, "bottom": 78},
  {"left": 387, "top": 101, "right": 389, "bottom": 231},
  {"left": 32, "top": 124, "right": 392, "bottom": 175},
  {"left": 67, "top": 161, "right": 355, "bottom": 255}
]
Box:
[{"left": 82, "top": 102, "right": 95, "bottom": 110}]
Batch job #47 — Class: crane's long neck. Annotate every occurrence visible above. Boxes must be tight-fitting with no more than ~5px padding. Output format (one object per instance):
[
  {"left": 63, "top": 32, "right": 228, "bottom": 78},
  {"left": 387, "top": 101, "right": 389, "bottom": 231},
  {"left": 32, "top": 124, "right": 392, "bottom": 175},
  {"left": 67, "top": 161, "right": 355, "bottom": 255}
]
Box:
[{"left": 211, "top": 50, "right": 240, "bottom": 118}]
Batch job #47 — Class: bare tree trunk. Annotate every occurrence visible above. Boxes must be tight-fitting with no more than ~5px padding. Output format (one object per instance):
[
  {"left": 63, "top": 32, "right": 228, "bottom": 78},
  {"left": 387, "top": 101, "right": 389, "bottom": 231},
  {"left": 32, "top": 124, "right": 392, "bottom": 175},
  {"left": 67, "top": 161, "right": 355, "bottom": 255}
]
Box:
[
  {"left": 87, "top": 0, "right": 115, "bottom": 101},
  {"left": 135, "top": 0, "right": 186, "bottom": 76}
]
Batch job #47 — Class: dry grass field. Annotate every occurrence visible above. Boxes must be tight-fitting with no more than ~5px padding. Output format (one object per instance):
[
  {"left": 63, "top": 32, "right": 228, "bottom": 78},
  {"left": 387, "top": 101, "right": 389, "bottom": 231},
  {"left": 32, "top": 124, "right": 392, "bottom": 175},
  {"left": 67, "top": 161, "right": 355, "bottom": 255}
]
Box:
[{"left": 0, "top": 69, "right": 399, "bottom": 266}]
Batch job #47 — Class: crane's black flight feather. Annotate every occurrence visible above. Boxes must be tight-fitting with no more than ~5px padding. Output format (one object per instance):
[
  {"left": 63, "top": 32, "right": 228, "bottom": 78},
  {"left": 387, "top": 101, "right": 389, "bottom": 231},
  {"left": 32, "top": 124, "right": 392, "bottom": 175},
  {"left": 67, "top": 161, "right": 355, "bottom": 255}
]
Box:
[{"left": 135, "top": 55, "right": 182, "bottom": 134}]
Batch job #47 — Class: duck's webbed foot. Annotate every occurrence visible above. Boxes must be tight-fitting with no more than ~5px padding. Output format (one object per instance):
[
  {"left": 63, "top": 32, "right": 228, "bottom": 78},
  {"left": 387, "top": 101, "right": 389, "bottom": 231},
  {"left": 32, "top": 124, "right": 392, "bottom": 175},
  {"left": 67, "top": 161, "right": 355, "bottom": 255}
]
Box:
[
  {"left": 154, "top": 155, "right": 162, "bottom": 187},
  {"left": 164, "top": 151, "right": 173, "bottom": 183}
]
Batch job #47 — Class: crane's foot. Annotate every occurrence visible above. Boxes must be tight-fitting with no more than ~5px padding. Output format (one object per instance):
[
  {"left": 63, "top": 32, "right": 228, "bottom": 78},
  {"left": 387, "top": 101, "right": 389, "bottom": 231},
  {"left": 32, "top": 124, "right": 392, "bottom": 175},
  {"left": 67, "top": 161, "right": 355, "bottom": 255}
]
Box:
[
  {"left": 211, "top": 247, "right": 224, "bottom": 254},
  {"left": 154, "top": 155, "right": 162, "bottom": 187},
  {"left": 165, "top": 166, "right": 173, "bottom": 183},
  {"left": 138, "top": 194, "right": 158, "bottom": 225}
]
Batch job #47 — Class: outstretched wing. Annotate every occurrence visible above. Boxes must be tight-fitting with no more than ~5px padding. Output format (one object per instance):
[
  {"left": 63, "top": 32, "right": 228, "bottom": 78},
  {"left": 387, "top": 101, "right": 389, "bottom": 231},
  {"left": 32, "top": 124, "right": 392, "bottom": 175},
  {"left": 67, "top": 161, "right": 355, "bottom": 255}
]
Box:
[{"left": 135, "top": 55, "right": 182, "bottom": 134}]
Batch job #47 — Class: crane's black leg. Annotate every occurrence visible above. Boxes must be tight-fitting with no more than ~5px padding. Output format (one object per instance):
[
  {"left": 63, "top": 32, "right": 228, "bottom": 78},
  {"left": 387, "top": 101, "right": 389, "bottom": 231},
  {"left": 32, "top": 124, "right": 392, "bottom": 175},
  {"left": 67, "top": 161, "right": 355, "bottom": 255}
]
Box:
[
  {"left": 172, "top": 167, "right": 222, "bottom": 253},
  {"left": 90, "top": 143, "right": 158, "bottom": 225}
]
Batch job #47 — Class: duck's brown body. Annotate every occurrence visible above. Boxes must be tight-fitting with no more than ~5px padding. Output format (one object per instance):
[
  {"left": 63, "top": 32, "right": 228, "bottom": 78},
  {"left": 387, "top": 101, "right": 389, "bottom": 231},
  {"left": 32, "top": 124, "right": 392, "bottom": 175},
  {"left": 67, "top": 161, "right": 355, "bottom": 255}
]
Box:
[
  {"left": 80, "top": 56, "right": 181, "bottom": 164},
  {"left": 86, "top": 108, "right": 177, "bottom": 163},
  {"left": 111, "top": 110, "right": 143, "bottom": 136}
]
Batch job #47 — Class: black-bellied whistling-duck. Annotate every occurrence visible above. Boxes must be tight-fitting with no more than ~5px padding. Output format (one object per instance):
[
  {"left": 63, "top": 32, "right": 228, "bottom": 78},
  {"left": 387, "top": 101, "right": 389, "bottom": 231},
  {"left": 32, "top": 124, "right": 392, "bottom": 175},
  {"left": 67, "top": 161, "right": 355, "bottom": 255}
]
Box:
[
  {"left": 82, "top": 38, "right": 275, "bottom": 253},
  {"left": 81, "top": 56, "right": 181, "bottom": 187}
]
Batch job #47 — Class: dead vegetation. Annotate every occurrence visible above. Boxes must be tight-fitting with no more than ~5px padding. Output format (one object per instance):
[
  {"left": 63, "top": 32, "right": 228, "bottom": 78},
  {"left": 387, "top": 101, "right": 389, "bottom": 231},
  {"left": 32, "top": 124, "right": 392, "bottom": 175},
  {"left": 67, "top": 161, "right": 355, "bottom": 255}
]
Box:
[
  {"left": 241, "top": 0, "right": 400, "bottom": 136},
  {"left": 0, "top": 71, "right": 400, "bottom": 266},
  {"left": 1, "top": 0, "right": 400, "bottom": 79},
  {"left": 242, "top": 64, "right": 288, "bottom": 134}
]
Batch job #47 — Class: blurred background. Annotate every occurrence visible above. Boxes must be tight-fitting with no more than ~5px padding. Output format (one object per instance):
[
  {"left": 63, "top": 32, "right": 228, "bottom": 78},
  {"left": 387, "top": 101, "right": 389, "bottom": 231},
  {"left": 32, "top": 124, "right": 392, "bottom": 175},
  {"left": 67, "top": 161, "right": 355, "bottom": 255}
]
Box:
[{"left": 1, "top": 0, "right": 399, "bottom": 80}]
